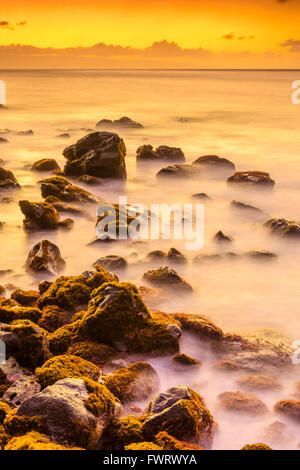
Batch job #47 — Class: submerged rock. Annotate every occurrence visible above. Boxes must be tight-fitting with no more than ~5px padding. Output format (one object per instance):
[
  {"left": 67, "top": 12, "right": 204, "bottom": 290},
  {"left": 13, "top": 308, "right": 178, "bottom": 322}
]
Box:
[
  {"left": 245, "top": 250, "right": 278, "bottom": 261},
  {"left": 96, "top": 116, "right": 143, "bottom": 130},
  {"left": 236, "top": 374, "right": 281, "bottom": 392},
  {"left": 25, "top": 239, "right": 66, "bottom": 275},
  {"left": 171, "top": 312, "right": 223, "bottom": 341},
  {"left": 138, "top": 286, "right": 169, "bottom": 308},
  {"left": 218, "top": 391, "right": 268, "bottom": 416},
  {"left": 274, "top": 400, "right": 300, "bottom": 422},
  {"left": 191, "top": 193, "right": 211, "bottom": 200},
  {"left": 63, "top": 132, "right": 127, "bottom": 179},
  {"left": 93, "top": 255, "right": 127, "bottom": 272},
  {"left": 167, "top": 248, "right": 187, "bottom": 265},
  {"left": 19, "top": 200, "right": 73, "bottom": 231},
  {"left": 213, "top": 230, "right": 233, "bottom": 243},
  {"left": 227, "top": 171, "right": 275, "bottom": 188},
  {"left": 142, "top": 386, "right": 215, "bottom": 448},
  {"left": 157, "top": 164, "right": 201, "bottom": 179},
  {"left": 78, "top": 174, "right": 103, "bottom": 185},
  {"left": 172, "top": 353, "right": 201, "bottom": 369},
  {"left": 136, "top": 145, "right": 185, "bottom": 163},
  {"left": 264, "top": 218, "right": 300, "bottom": 239},
  {"left": 0, "top": 167, "right": 20, "bottom": 189},
  {"left": 192, "top": 155, "right": 235, "bottom": 173},
  {"left": 230, "top": 200, "right": 263, "bottom": 214},
  {"left": 143, "top": 266, "right": 193, "bottom": 293},
  {"left": 31, "top": 159, "right": 60, "bottom": 172},
  {"left": 0, "top": 137, "right": 8, "bottom": 143},
  {"left": 41, "top": 175, "right": 98, "bottom": 203}
]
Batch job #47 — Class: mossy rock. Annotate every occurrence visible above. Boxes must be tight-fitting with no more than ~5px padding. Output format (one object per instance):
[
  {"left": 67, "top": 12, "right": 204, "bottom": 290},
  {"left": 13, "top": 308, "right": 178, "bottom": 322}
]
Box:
[
  {"left": 0, "top": 167, "right": 20, "bottom": 188},
  {"left": 0, "top": 425, "right": 9, "bottom": 449},
  {"left": 0, "top": 320, "right": 50, "bottom": 369},
  {"left": 241, "top": 443, "right": 272, "bottom": 450},
  {"left": 155, "top": 431, "right": 204, "bottom": 450},
  {"left": 172, "top": 312, "right": 223, "bottom": 341},
  {"left": 66, "top": 341, "right": 116, "bottom": 366},
  {"left": 37, "top": 267, "right": 117, "bottom": 311},
  {"left": 19, "top": 199, "right": 73, "bottom": 231},
  {"left": 101, "top": 415, "right": 144, "bottom": 450},
  {"left": 83, "top": 377, "right": 121, "bottom": 418},
  {"left": 103, "top": 362, "right": 159, "bottom": 402},
  {"left": 4, "top": 431, "right": 83, "bottom": 450},
  {"left": 0, "top": 402, "right": 12, "bottom": 424},
  {"left": 0, "top": 305, "right": 43, "bottom": 324},
  {"left": 172, "top": 353, "right": 201, "bottom": 368},
  {"left": 38, "top": 305, "right": 73, "bottom": 333},
  {"left": 35, "top": 355, "right": 101, "bottom": 388},
  {"left": 31, "top": 159, "right": 60, "bottom": 172},
  {"left": 10, "top": 289, "right": 40, "bottom": 307},
  {"left": 3, "top": 414, "right": 49, "bottom": 436},
  {"left": 143, "top": 266, "right": 193, "bottom": 293},
  {"left": 41, "top": 175, "right": 98, "bottom": 203},
  {"left": 125, "top": 442, "right": 163, "bottom": 450}
]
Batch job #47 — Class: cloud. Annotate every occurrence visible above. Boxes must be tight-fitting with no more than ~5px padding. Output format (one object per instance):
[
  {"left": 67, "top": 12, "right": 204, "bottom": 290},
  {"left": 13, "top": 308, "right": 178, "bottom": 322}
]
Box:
[
  {"left": 222, "top": 33, "right": 255, "bottom": 41},
  {"left": 222, "top": 32, "right": 235, "bottom": 40},
  {"left": 16, "top": 21, "right": 27, "bottom": 27},
  {"left": 279, "top": 38, "right": 300, "bottom": 52},
  {"left": 0, "top": 20, "right": 27, "bottom": 30}
]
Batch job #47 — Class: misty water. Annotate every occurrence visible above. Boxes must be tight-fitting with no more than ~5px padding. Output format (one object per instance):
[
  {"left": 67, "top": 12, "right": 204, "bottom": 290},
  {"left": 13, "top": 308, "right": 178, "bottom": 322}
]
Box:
[{"left": 0, "top": 69, "right": 300, "bottom": 449}]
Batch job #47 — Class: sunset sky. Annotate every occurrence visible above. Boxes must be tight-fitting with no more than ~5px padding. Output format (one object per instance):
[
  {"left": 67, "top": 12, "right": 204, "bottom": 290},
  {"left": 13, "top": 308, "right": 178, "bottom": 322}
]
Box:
[{"left": 1, "top": 0, "right": 300, "bottom": 68}]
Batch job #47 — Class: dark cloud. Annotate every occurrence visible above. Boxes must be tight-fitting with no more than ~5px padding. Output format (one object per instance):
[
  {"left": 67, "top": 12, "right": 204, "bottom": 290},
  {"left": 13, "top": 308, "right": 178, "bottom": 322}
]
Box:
[
  {"left": 222, "top": 32, "right": 235, "bottom": 40},
  {"left": 0, "top": 20, "right": 27, "bottom": 30},
  {"left": 279, "top": 38, "right": 300, "bottom": 52},
  {"left": 222, "top": 33, "right": 255, "bottom": 41}
]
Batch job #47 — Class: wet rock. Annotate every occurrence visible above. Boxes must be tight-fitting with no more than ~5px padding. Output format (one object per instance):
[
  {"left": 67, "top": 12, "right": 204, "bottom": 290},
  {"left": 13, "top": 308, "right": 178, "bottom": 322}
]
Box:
[
  {"left": 3, "top": 377, "right": 41, "bottom": 407},
  {"left": 264, "top": 218, "right": 300, "bottom": 239},
  {"left": 167, "top": 248, "right": 187, "bottom": 265},
  {"left": 245, "top": 250, "right": 278, "bottom": 260},
  {"left": 218, "top": 391, "right": 268, "bottom": 415},
  {"left": 103, "top": 362, "right": 159, "bottom": 403},
  {"left": 191, "top": 193, "right": 211, "bottom": 200},
  {"left": 136, "top": 145, "right": 185, "bottom": 163},
  {"left": 193, "top": 155, "right": 235, "bottom": 173},
  {"left": 172, "top": 312, "right": 223, "bottom": 341},
  {"left": 56, "top": 133, "right": 70, "bottom": 139},
  {"left": 38, "top": 280, "right": 53, "bottom": 295},
  {"left": 16, "top": 377, "right": 121, "bottom": 448},
  {"left": 25, "top": 239, "right": 66, "bottom": 276},
  {"left": 31, "top": 159, "right": 60, "bottom": 172},
  {"left": 0, "top": 303, "right": 43, "bottom": 325},
  {"left": 78, "top": 174, "right": 103, "bottom": 185},
  {"left": 143, "top": 266, "right": 193, "bottom": 293},
  {"left": 19, "top": 200, "right": 73, "bottom": 231},
  {"left": 38, "top": 305, "right": 73, "bottom": 333},
  {"left": 63, "top": 131, "right": 127, "bottom": 179},
  {"left": 35, "top": 355, "right": 101, "bottom": 388},
  {"left": 66, "top": 342, "right": 116, "bottom": 367},
  {"left": 172, "top": 353, "right": 201, "bottom": 369},
  {"left": 0, "top": 167, "right": 20, "bottom": 189},
  {"left": 96, "top": 116, "right": 143, "bottom": 130},
  {"left": 213, "top": 230, "right": 233, "bottom": 243},
  {"left": 0, "top": 137, "right": 8, "bottom": 143},
  {"left": 41, "top": 175, "right": 98, "bottom": 203},
  {"left": 212, "top": 360, "right": 239, "bottom": 372},
  {"left": 11, "top": 289, "right": 40, "bottom": 307},
  {"left": 241, "top": 443, "right": 272, "bottom": 450},
  {"left": 230, "top": 200, "right": 263, "bottom": 214},
  {"left": 142, "top": 386, "right": 215, "bottom": 448},
  {"left": 236, "top": 374, "right": 281, "bottom": 392},
  {"left": 157, "top": 164, "right": 201, "bottom": 179},
  {"left": 93, "top": 255, "right": 127, "bottom": 272},
  {"left": 274, "top": 400, "right": 300, "bottom": 422},
  {"left": 227, "top": 171, "right": 275, "bottom": 188}
]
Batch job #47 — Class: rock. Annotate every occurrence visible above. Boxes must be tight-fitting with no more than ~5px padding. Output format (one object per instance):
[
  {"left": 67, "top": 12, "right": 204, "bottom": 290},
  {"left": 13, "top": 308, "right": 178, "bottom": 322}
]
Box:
[
  {"left": 213, "top": 230, "right": 233, "bottom": 243},
  {"left": 4, "top": 431, "right": 83, "bottom": 450},
  {"left": 241, "top": 443, "right": 272, "bottom": 450},
  {"left": 171, "top": 312, "right": 223, "bottom": 341},
  {"left": 191, "top": 193, "right": 211, "bottom": 200},
  {"left": 136, "top": 145, "right": 185, "bottom": 163},
  {"left": 143, "top": 266, "right": 193, "bottom": 293},
  {"left": 155, "top": 431, "right": 204, "bottom": 450},
  {"left": 49, "top": 282, "right": 180, "bottom": 356},
  {"left": 193, "top": 155, "right": 235, "bottom": 173},
  {"left": 25, "top": 239, "right": 66, "bottom": 275},
  {"left": 0, "top": 137, "right": 8, "bottom": 143},
  {"left": 157, "top": 164, "right": 201, "bottom": 179},
  {"left": 0, "top": 356, "right": 30, "bottom": 383},
  {"left": 38, "top": 280, "right": 53, "bottom": 295},
  {"left": 142, "top": 386, "right": 215, "bottom": 448},
  {"left": 236, "top": 374, "right": 281, "bottom": 392},
  {"left": 125, "top": 442, "right": 163, "bottom": 450},
  {"left": 3, "top": 377, "right": 41, "bottom": 407},
  {"left": 262, "top": 421, "right": 292, "bottom": 446},
  {"left": 212, "top": 360, "right": 239, "bottom": 372},
  {"left": 56, "top": 133, "right": 70, "bottom": 139},
  {"left": 172, "top": 353, "right": 201, "bottom": 369},
  {"left": 31, "top": 159, "right": 60, "bottom": 172},
  {"left": 245, "top": 250, "right": 278, "bottom": 261},
  {"left": 274, "top": 400, "right": 300, "bottom": 422},
  {"left": 63, "top": 132, "right": 127, "bottom": 179},
  {"left": 227, "top": 171, "right": 275, "bottom": 188},
  {"left": 10, "top": 289, "right": 40, "bottom": 307},
  {"left": 103, "top": 362, "right": 159, "bottom": 403},
  {"left": 230, "top": 200, "right": 263, "bottom": 214},
  {"left": 0, "top": 304, "right": 42, "bottom": 324},
  {"left": 218, "top": 391, "right": 268, "bottom": 415},
  {"left": 66, "top": 342, "right": 116, "bottom": 367},
  {"left": 78, "top": 174, "right": 102, "bottom": 185},
  {"left": 138, "top": 286, "right": 169, "bottom": 308},
  {"left": 93, "top": 255, "right": 127, "bottom": 272},
  {"left": 145, "top": 250, "right": 166, "bottom": 263},
  {"left": 35, "top": 355, "right": 101, "bottom": 388},
  {"left": 100, "top": 414, "right": 144, "bottom": 450},
  {"left": 19, "top": 200, "right": 73, "bottom": 231},
  {"left": 193, "top": 254, "right": 222, "bottom": 264},
  {"left": 38, "top": 305, "right": 73, "bottom": 333},
  {"left": 264, "top": 218, "right": 300, "bottom": 239},
  {"left": 167, "top": 248, "right": 187, "bottom": 265},
  {"left": 96, "top": 116, "right": 143, "bottom": 130},
  {"left": 16, "top": 377, "right": 121, "bottom": 448},
  {"left": 0, "top": 167, "right": 20, "bottom": 189},
  {"left": 41, "top": 175, "right": 98, "bottom": 203}
]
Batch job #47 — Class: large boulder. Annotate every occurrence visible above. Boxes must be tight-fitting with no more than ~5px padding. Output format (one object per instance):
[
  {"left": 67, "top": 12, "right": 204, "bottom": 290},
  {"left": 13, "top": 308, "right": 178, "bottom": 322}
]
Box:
[
  {"left": 15, "top": 377, "right": 122, "bottom": 448},
  {"left": 19, "top": 200, "right": 73, "bottom": 231},
  {"left": 227, "top": 171, "right": 275, "bottom": 189},
  {"left": 192, "top": 155, "right": 235, "bottom": 174},
  {"left": 96, "top": 116, "right": 143, "bottom": 129},
  {"left": 41, "top": 175, "right": 98, "bottom": 203},
  {"left": 142, "top": 386, "right": 215, "bottom": 449},
  {"left": 143, "top": 266, "right": 193, "bottom": 293},
  {"left": 264, "top": 218, "right": 300, "bottom": 239},
  {"left": 136, "top": 145, "right": 185, "bottom": 163},
  {"left": 0, "top": 167, "right": 20, "bottom": 189},
  {"left": 25, "top": 239, "right": 66, "bottom": 275},
  {"left": 62, "top": 132, "right": 126, "bottom": 179}
]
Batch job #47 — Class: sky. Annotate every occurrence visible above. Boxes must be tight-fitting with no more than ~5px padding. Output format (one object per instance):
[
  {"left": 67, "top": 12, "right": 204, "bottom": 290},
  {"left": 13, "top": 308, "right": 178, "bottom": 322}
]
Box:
[{"left": 0, "top": 0, "right": 300, "bottom": 68}]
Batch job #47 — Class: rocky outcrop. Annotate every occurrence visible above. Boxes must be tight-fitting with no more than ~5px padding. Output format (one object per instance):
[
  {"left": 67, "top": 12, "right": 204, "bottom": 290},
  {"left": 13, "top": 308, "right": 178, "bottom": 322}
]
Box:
[
  {"left": 41, "top": 175, "right": 98, "bottom": 203},
  {"left": 264, "top": 218, "right": 300, "bottom": 239},
  {"left": 19, "top": 200, "right": 73, "bottom": 231},
  {"left": 0, "top": 167, "right": 20, "bottom": 189},
  {"left": 63, "top": 132, "right": 127, "bottom": 179},
  {"left": 25, "top": 240, "right": 66, "bottom": 275},
  {"left": 227, "top": 171, "right": 275, "bottom": 188},
  {"left": 136, "top": 145, "right": 185, "bottom": 163}
]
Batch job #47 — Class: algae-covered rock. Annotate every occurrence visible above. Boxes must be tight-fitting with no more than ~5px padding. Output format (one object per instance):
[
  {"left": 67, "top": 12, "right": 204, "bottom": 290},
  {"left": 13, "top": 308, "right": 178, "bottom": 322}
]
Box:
[
  {"left": 37, "top": 267, "right": 116, "bottom": 311},
  {"left": 155, "top": 431, "right": 204, "bottom": 450},
  {"left": 16, "top": 377, "right": 121, "bottom": 448},
  {"left": 41, "top": 175, "right": 98, "bottom": 203},
  {"left": 0, "top": 304, "right": 42, "bottom": 324},
  {"left": 136, "top": 145, "right": 185, "bottom": 163},
  {"left": 0, "top": 167, "right": 20, "bottom": 189},
  {"left": 193, "top": 155, "right": 235, "bottom": 173},
  {"left": 101, "top": 415, "right": 144, "bottom": 450},
  {"left": 25, "top": 239, "right": 66, "bottom": 275},
  {"left": 0, "top": 402, "right": 11, "bottom": 424},
  {"left": 274, "top": 400, "right": 300, "bottom": 422},
  {"left": 172, "top": 312, "right": 223, "bottom": 341},
  {"left": 143, "top": 266, "right": 193, "bottom": 293},
  {"left": 10, "top": 289, "right": 40, "bottom": 307},
  {"left": 103, "top": 362, "right": 159, "bottom": 402},
  {"left": 264, "top": 218, "right": 300, "bottom": 239},
  {"left": 3, "top": 376, "right": 41, "bottom": 407},
  {"left": 19, "top": 200, "right": 73, "bottom": 231},
  {"left": 38, "top": 305, "right": 73, "bottom": 333},
  {"left": 142, "top": 386, "right": 215, "bottom": 448},
  {"left": 218, "top": 391, "right": 268, "bottom": 416},
  {"left": 236, "top": 374, "right": 281, "bottom": 392},
  {"left": 172, "top": 353, "right": 201, "bottom": 368},
  {"left": 63, "top": 131, "right": 127, "bottom": 179},
  {"left": 35, "top": 355, "right": 101, "bottom": 388},
  {"left": 66, "top": 342, "right": 116, "bottom": 366},
  {"left": 241, "top": 443, "right": 272, "bottom": 450},
  {"left": 125, "top": 442, "right": 163, "bottom": 450},
  {"left": 31, "top": 159, "right": 60, "bottom": 172},
  {"left": 227, "top": 171, "right": 275, "bottom": 188},
  {"left": 4, "top": 431, "right": 83, "bottom": 450},
  {"left": 0, "top": 320, "right": 50, "bottom": 369}
]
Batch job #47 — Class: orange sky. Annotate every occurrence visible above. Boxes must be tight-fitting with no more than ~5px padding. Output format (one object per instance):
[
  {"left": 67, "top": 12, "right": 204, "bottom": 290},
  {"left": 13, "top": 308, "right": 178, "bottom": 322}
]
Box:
[{"left": 0, "top": 0, "right": 300, "bottom": 67}]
